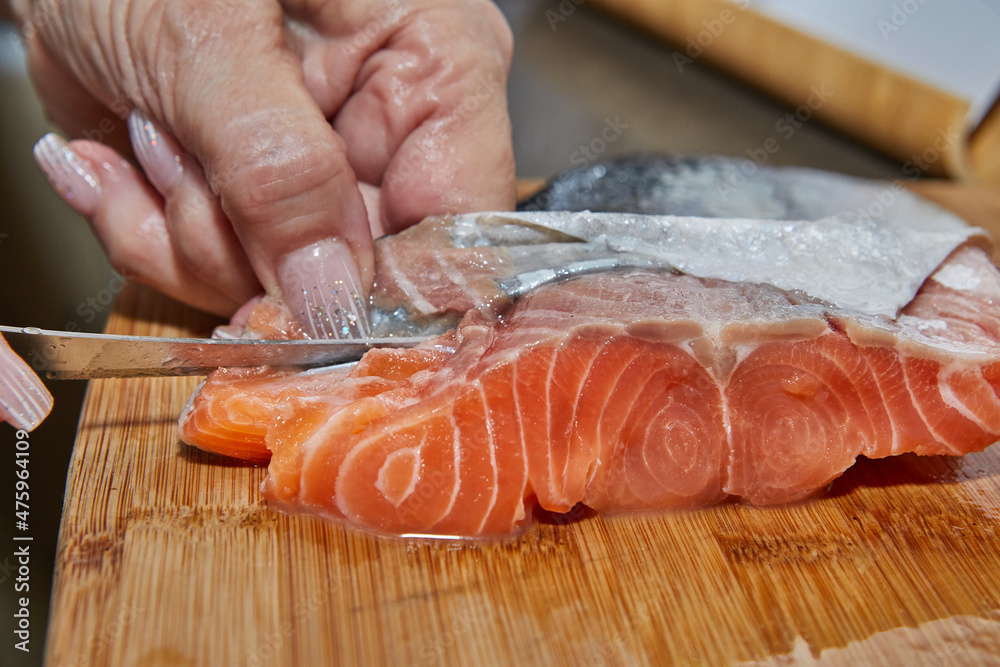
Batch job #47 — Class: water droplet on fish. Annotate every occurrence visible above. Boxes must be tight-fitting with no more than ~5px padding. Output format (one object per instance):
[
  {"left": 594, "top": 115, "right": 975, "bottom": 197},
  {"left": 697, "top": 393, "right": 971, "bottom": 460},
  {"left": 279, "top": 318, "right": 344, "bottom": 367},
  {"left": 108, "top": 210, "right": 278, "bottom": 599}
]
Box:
[
  {"left": 22, "top": 327, "right": 42, "bottom": 335},
  {"left": 163, "top": 358, "right": 184, "bottom": 368}
]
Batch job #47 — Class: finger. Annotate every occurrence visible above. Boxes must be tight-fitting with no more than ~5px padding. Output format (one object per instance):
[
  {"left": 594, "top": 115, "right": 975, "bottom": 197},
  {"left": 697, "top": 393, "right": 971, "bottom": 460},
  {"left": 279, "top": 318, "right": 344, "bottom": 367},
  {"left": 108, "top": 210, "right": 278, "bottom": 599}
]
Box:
[
  {"left": 150, "top": 0, "right": 374, "bottom": 338},
  {"left": 127, "top": 110, "right": 260, "bottom": 306},
  {"left": 323, "top": 0, "right": 517, "bottom": 231},
  {"left": 32, "top": 134, "right": 245, "bottom": 316},
  {"left": 357, "top": 182, "right": 388, "bottom": 239},
  {"left": 27, "top": 14, "right": 251, "bottom": 315},
  {"left": 281, "top": 3, "right": 370, "bottom": 117},
  {"left": 24, "top": 34, "right": 133, "bottom": 156},
  {"left": 0, "top": 336, "right": 53, "bottom": 432},
  {"left": 378, "top": 68, "right": 517, "bottom": 232}
]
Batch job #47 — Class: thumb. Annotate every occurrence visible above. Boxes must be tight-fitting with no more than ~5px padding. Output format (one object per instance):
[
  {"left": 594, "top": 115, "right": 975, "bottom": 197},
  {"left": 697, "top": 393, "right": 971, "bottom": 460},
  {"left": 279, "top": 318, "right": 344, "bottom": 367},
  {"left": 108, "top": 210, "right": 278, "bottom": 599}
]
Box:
[{"left": 155, "top": 1, "right": 372, "bottom": 338}]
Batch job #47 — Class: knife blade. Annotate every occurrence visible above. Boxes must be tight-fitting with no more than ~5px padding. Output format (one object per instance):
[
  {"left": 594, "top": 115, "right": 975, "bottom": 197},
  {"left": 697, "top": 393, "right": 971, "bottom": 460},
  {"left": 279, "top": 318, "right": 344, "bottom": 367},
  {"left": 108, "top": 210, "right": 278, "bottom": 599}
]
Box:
[{"left": 0, "top": 325, "right": 433, "bottom": 379}]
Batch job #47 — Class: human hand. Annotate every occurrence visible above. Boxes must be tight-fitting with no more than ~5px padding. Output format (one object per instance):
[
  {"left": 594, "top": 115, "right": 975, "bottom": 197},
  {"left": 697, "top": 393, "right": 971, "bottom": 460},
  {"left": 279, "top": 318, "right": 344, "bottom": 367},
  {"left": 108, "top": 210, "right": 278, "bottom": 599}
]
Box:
[
  {"left": 19, "top": 0, "right": 515, "bottom": 337},
  {"left": 0, "top": 335, "right": 52, "bottom": 431}
]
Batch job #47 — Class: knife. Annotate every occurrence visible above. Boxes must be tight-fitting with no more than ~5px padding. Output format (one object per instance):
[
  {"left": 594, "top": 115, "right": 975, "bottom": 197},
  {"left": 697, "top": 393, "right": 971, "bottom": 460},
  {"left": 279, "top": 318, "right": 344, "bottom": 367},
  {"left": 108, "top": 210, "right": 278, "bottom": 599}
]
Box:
[{"left": 0, "top": 325, "right": 433, "bottom": 379}]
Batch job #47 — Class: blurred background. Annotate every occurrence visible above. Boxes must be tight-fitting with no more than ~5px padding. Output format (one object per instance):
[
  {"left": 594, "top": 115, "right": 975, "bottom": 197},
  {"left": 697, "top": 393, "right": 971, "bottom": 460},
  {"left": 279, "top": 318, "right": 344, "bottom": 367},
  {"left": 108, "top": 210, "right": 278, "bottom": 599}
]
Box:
[{"left": 0, "top": 0, "right": 940, "bottom": 664}]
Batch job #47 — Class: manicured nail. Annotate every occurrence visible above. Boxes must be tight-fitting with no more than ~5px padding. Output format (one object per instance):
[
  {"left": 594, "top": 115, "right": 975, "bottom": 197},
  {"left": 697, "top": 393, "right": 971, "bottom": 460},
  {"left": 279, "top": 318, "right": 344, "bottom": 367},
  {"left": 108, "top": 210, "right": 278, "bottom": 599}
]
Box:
[
  {"left": 0, "top": 340, "right": 53, "bottom": 432},
  {"left": 278, "top": 238, "right": 371, "bottom": 339},
  {"left": 32, "top": 133, "right": 102, "bottom": 215},
  {"left": 127, "top": 109, "right": 184, "bottom": 195}
]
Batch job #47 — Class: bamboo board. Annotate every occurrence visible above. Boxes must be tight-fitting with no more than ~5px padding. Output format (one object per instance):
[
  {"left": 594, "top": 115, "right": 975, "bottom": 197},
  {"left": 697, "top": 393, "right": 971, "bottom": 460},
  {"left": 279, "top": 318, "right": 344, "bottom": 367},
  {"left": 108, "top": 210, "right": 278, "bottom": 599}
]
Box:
[{"left": 46, "top": 185, "right": 1000, "bottom": 666}]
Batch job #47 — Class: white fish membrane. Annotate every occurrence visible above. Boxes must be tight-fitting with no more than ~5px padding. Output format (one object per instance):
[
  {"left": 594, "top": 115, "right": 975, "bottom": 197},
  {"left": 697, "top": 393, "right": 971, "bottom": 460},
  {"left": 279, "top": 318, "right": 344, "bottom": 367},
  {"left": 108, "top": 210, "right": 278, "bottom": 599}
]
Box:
[{"left": 457, "top": 211, "right": 987, "bottom": 318}]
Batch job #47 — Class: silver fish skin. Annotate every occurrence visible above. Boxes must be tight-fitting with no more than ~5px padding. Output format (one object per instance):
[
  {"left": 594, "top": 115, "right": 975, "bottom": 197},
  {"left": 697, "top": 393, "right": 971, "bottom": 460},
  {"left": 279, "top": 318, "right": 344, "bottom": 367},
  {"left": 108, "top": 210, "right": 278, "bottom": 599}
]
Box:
[{"left": 367, "top": 155, "right": 981, "bottom": 338}]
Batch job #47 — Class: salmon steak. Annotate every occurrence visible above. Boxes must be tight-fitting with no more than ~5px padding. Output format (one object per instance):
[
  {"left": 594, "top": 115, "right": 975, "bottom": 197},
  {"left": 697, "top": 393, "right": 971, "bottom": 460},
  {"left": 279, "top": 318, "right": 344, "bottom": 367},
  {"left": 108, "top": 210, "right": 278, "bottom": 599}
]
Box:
[{"left": 178, "top": 156, "right": 1000, "bottom": 537}]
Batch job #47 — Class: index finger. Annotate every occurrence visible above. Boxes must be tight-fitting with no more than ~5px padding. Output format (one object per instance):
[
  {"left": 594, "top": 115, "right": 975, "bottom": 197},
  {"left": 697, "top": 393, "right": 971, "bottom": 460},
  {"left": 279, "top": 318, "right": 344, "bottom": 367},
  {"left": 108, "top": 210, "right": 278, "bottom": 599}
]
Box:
[{"left": 150, "top": 0, "right": 374, "bottom": 337}]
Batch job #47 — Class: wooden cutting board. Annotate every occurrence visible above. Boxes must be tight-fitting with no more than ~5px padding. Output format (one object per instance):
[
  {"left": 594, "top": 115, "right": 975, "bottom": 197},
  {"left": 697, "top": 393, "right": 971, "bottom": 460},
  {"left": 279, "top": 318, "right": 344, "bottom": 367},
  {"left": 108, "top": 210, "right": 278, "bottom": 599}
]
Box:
[{"left": 46, "top": 183, "right": 1000, "bottom": 666}]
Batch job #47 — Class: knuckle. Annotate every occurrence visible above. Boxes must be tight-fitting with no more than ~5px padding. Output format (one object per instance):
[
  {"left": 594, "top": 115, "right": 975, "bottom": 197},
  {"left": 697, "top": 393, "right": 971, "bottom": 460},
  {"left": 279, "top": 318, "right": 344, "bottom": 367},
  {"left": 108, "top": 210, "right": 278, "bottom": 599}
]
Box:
[
  {"left": 149, "top": 0, "right": 283, "bottom": 114},
  {"left": 212, "top": 119, "right": 352, "bottom": 232}
]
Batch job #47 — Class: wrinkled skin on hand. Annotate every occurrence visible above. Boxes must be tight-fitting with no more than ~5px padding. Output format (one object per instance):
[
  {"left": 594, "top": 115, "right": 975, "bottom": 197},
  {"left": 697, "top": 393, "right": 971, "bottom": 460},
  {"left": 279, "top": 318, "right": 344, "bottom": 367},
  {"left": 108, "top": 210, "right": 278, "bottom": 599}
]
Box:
[{"left": 16, "top": 0, "right": 516, "bottom": 316}]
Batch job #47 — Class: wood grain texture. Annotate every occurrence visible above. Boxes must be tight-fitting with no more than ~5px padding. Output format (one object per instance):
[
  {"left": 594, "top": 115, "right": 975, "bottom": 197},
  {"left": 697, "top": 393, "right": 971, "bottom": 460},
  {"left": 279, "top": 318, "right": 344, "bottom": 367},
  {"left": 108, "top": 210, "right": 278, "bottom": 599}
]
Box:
[{"left": 46, "top": 187, "right": 1000, "bottom": 666}]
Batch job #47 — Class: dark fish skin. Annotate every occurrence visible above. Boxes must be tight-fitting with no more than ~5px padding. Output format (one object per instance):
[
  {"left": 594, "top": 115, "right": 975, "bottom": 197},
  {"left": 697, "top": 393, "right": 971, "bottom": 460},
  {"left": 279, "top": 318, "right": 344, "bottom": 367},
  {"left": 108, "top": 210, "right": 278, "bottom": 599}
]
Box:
[
  {"left": 516, "top": 153, "right": 944, "bottom": 225},
  {"left": 518, "top": 154, "right": 748, "bottom": 216}
]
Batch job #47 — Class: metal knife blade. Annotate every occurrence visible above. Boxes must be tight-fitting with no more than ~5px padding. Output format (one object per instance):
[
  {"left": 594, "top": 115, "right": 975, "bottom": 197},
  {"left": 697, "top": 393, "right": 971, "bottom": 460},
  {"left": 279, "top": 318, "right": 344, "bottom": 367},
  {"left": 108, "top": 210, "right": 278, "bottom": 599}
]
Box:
[{"left": 0, "top": 325, "right": 433, "bottom": 379}]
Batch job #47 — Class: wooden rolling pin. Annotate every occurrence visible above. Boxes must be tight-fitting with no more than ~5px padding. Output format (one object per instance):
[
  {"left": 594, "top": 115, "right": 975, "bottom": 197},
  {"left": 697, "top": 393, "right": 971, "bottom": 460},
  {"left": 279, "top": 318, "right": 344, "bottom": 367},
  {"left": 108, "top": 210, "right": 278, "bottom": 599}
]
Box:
[{"left": 589, "top": 0, "right": 1000, "bottom": 184}]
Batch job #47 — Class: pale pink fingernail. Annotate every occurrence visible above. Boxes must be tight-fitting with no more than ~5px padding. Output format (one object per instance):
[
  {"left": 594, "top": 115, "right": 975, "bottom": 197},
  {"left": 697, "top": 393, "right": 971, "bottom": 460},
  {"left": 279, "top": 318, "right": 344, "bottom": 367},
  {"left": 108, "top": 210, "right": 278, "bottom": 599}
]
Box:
[
  {"left": 278, "top": 239, "right": 371, "bottom": 339},
  {"left": 0, "top": 340, "right": 53, "bottom": 432},
  {"left": 32, "top": 133, "right": 102, "bottom": 215},
  {"left": 127, "top": 109, "right": 184, "bottom": 195}
]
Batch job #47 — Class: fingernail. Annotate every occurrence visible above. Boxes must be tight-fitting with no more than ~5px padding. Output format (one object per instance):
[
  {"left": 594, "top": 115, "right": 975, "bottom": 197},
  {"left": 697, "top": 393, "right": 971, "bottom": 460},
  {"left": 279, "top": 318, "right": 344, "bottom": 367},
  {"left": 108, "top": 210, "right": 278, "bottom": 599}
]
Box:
[
  {"left": 127, "top": 109, "right": 184, "bottom": 195},
  {"left": 32, "top": 133, "right": 102, "bottom": 215},
  {"left": 278, "top": 238, "right": 371, "bottom": 339},
  {"left": 0, "top": 341, "right": 53, "bottom": 432}
]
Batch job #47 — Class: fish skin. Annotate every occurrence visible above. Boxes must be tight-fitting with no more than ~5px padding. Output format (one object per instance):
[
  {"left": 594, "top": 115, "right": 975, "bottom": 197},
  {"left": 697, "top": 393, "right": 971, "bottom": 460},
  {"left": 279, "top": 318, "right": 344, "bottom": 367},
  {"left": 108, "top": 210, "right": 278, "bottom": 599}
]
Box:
[
  {"left": 364, "top": 151, "right": 985, "bottom": 335},
  {"left": 386, "top": 210, "right": 984, "bottom": 318},
  {"left": 518, "top": 153, "right": 968, "bottom": 233}
]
